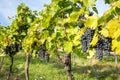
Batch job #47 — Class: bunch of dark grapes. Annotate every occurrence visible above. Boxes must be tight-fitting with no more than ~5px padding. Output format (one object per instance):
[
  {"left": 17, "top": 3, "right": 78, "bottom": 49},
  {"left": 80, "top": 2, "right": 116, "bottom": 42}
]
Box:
[
  {"left": 13, "top": 42, "right": 19, "bottom": 52},
  {"left": 94, "top": 36, "right": 112, "bottom": 60},
  {"left": 39, "top": 44, "right": 46, "bottom": 58},
  {"left": 45, "top": 53, "right": 50, "bottom": 62},
  {"left": 102, "top": 38, "right": 111, "bottom": 56},
  {"left": 94, "top": 37, "right": 104, "bottom": 60},
  {"left": 81, "top": 35, "right": 88, "bottom": 52},
  {"left": 18, "top": 44, "right": 22, "bottom": 50},
  {"left": 81, "top": 28, "right": 95, "bottom": 52},
  {"left": 3, "top": 46, "right": 11, "bottom": 54},
  {"left": 3, "top": 43, "right": 22, "bottom": 55}
]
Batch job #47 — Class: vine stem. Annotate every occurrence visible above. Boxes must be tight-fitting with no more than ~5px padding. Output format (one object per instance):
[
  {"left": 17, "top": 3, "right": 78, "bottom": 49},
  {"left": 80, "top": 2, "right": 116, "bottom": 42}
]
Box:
[
  {"left": 56, "top": 51, "right": 74, "bottom": 80},
  {"left": 25, "top": 50, "right": 31, "bottom": 80},
  {"left": 0, "top": 57, "right": 4, "bottom": 71},
  {"left": 7, "top": 54, "right": 13, "bottom": 80}
]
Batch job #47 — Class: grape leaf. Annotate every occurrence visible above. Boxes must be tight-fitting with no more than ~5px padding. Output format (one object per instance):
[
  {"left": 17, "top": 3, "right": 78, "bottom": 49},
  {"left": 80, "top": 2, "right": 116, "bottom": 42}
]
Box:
[
  {"left": 85, "top": 15, "right": 98, "bottom": 29},
  {"left": 63, "top": 41, "right": 72, "bottom": 53},
  {"left": 87, "top": 49, "right": 95, "bottom": 59},
  {"left": 100, "top": 28, "right": 109, "bottom": 37},
  {"left": 90, "top": 33, "right": 98, "bottom": 46},
  {"left": 83, "top": 0, "right": 96, "bottom": 7},
  {"left": 92, "top": 7, "right": 98, "bottom": 14}
]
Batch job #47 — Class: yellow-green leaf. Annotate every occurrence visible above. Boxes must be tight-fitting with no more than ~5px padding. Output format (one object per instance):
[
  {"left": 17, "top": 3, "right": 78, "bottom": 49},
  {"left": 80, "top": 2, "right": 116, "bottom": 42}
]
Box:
[
  {"left": 85, "top": 15, "right": 98, "bottom": 29},
  {"left": 90, "top": 33, "right": 98, "bottom": 46},
  {"left": 83, "top": 0, "right": 96, "bottom": 7},
  {"left": 111, "top": 39, "right": 120, "bottom": 51},
  {"left": 63, "top": 41, "right": 72, "bottom": 53},
  {"left": 113, "top": 28, "right": 120, "bottom": 39},
  {"left": 100, "top": 28, "right": 109, "bottom": 37},
  {"left": 73, "top": 34, "right": 81, "bottom": 46},
  {"left": 87, "top": 49, "right": 95, "bottom": 59},
  {"left": 64, "top": 8, "right": 85, "bottom": 23},
  {"left": 106, "top": 19, "right": 118, "bottom": 37}
]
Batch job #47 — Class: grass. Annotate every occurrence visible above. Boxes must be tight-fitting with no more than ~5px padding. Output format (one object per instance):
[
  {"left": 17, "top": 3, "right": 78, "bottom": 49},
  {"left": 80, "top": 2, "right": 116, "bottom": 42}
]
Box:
[{"left": 0, "top": 53, "right": 120, "bottom": 80}]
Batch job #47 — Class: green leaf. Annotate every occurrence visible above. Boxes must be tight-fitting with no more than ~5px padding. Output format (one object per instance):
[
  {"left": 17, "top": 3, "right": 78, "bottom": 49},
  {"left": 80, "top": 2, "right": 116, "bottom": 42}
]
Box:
[
  {"left": 73, "top": 46, "right": 83, "bottom": 56},
  {"left": 83, "top": 0, "right": 96, "bottom": 7},
  {"left": 111, "top": 39, "right": 119, "bottom": 51},
  {"left": 115, "top": 6, "right": 120, "bottom": 15},
  {"left": 27, "top": 17, "right": 32, "bottom": 23},
  {"left": 106, "top": 18, "right": 119, "bottom": 37},
  {"left": 87, "top": 49, "right": 95, "bottom": 58},
  {"left": 104, "top": 0, "right": 118, "bottom": 4},
  {"left": 65, "top": 8, "right": 85, "bottom": 22},
  {"left": 43, "top": 30, "right": 49, "bottom": 39},
  {"left": 73, "top": 34, "right": 81, "bottom": 46},
  {"left": 63, "top": 41, "right": 72, "bottom": 53},
  {"left": 100, "top": 28, "right": 109, "bottom": 37},
  {"left": 92, "top": 7, "right": 98, "bottom": 14},
  {"left": 90, "top": 33, "right": 98, "bottom": 46},
  {"left": 21, "top": 32, "right": 26, "bottom": 36},
  {"left": 85, "top": 15, "right": 98, "bottom": 29},
  {"left": 42, "top": 15, "right": 52, "bottom": 28},
  {"left": 58, "top": 1, "right": 73, "bottom": 8},
  {"left": 98, "top": 9, "right": 113, "bottom": 24},
  {"left": 113, "top": 28, "right": 120, "bottom": 39},
  {"left": 31, "top": 50, "right": 37, "bottom": 58}
]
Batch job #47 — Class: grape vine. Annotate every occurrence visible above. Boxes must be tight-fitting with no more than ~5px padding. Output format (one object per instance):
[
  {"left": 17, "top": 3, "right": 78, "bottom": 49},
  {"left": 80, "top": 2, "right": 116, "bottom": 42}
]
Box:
[{"left": 0, "top": 0, "right": 120, "bottom": 80}]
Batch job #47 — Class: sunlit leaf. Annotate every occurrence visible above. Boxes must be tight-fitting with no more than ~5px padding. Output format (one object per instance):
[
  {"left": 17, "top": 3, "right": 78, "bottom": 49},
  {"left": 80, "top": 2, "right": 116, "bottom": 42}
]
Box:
[
  {"left": 87, "top": 49, "right": 95, "bottom": 58},
  {"left": 85, "top": 15, "right": 98, "bottom": 29},
  {"left": 113, "top": 28, "right": 120, "bottom": 39},
  {"left": 90, "top": 33, "right": 98, "bottom": 46},
  {"left": 83, "top": 0, "right": 96, "bottom": 7},
  {"left": 106, "top": 18, "right": 119, "bottom": 37},
  {"left": 100, "top": 28, "right": 109, "bottom": 37},
  {"left": 63, "top": 41, "right": 72, "bottom": 53}
]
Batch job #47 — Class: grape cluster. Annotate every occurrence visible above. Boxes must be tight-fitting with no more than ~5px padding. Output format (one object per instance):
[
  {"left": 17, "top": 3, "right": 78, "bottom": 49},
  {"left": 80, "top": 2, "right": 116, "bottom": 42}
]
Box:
[
  {"left": 81, "top": 28, "right": 95, "bottom": 52},
  {"left": 3, "top": 42, "right": 22, "bottom": 55},
  {"left": 38, "top": 44, "right": 50, "bottom": 62},
  {"left": 45, "top": 53, "right": 50, "bottom": 62},
  {"left": 94, "top": 36, "right": 112, "bottom": 60},
  {"left": 3, "top": 46, "right": 11, "bottom": 54},
  {"left": 39, "top": 44, "right": 46, "bottom": 58}
]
